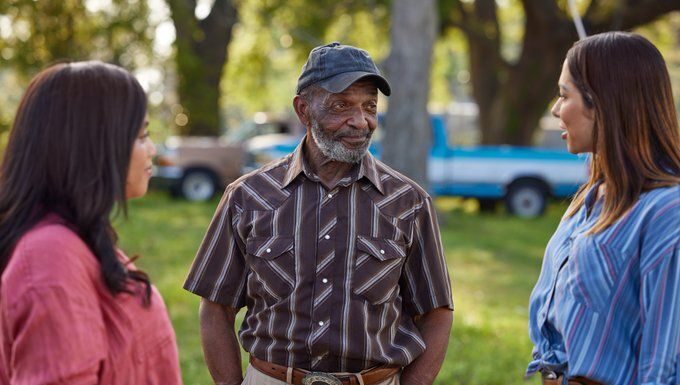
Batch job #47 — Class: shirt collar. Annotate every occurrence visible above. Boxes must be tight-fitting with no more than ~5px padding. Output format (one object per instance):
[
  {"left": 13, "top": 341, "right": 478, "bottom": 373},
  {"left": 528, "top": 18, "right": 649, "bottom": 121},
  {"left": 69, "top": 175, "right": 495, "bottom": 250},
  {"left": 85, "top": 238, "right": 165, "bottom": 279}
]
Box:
[
  {"left": 582, "top": 180, "right": 604, "bottom": 218},
  {"left": 282, "top": 139, "right": 309, "bottom": 188},
  {"left": 281, "top": 135, "right": 385, "bottom": 195},
  {"left": 358, "top": 151, "right": 385, "bottom": 194}
]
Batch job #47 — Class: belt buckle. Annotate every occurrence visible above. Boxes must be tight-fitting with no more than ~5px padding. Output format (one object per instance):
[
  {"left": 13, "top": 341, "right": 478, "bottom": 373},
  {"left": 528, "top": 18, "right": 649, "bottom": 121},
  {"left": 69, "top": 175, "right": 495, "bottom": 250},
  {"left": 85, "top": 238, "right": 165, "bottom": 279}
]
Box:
[
  {"left": 301, "top": 372, "right": 343, "bottom": 385},
  {"left": 541, "top": 370, "right": 558, "bottom": 379}
]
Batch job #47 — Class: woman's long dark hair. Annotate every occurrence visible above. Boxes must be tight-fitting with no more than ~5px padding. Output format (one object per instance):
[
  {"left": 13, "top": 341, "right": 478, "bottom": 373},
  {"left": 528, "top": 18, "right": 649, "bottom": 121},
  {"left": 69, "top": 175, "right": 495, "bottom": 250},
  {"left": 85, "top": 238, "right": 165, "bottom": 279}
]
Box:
[
  {"left": 564, "top": 32, "right": 680, "bottom": 233},
  {"left": 0, "top": 61, "right": 151, "bottom": 303}
]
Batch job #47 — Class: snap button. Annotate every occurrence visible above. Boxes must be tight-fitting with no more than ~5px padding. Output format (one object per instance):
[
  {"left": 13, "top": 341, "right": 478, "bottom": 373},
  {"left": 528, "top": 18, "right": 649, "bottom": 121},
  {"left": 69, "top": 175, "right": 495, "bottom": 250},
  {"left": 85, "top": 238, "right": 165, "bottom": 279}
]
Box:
[
  {"left": 380, "top": 249, "right": 385, "bottom": 254},
  {"left": 266, "top": 248, "right": 271, "bottom": 253},
  {"left": 324, "top": 235, "right": 330, "bottom": 240}
]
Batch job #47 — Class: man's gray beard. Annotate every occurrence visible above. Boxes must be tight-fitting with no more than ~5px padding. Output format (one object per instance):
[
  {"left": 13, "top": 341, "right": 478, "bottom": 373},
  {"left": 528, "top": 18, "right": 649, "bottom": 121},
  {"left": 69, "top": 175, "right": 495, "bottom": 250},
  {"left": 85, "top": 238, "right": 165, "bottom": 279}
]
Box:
[{"left": 310, "top": 120, "right": 371, "bottom": 164}]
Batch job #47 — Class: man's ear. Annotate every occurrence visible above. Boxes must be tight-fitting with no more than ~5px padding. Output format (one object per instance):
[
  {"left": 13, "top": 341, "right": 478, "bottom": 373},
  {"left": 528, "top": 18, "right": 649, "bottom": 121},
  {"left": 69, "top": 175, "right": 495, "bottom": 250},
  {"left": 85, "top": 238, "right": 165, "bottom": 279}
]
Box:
[{"left": 293, "top": 95, "right": 311, "bottom": 127}]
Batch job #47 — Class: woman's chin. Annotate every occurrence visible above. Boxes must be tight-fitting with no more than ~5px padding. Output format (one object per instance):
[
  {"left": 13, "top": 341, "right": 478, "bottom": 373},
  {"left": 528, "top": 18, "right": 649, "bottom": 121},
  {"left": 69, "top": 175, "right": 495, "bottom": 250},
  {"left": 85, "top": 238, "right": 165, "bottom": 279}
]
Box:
[{"left": 125, "top": 185, "right": 149, "bottom": 200}]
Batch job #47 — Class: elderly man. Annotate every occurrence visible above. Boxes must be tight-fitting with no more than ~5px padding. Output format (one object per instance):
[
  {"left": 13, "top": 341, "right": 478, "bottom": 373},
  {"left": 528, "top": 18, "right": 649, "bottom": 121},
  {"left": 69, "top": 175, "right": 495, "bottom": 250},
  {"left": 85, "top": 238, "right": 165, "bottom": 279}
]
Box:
[{"left": 184, "top": 42, "right": 453, "bottom": 385}]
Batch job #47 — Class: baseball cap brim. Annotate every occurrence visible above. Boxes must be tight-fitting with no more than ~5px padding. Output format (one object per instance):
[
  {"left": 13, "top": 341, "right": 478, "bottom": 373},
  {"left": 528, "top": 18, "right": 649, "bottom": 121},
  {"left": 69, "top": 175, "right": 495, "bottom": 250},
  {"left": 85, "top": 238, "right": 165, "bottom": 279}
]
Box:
[{"left": 318, "top": 72, "right": 391, "bottom": 96}]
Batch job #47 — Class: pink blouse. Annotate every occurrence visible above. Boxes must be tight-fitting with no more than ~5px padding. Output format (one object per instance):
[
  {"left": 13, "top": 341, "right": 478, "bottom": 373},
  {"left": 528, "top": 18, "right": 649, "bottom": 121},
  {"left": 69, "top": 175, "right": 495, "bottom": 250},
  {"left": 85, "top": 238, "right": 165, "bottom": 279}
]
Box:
[{"left": 0, "top": 214, "right": 182, "bottom": 385}]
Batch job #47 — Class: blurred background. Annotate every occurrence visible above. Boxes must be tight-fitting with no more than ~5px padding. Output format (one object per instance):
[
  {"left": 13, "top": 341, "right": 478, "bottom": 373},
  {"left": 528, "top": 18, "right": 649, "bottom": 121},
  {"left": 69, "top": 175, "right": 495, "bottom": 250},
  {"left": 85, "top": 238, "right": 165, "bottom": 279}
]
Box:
[{"left": 1, "top": 1, "right": 679, "bottom": 384}]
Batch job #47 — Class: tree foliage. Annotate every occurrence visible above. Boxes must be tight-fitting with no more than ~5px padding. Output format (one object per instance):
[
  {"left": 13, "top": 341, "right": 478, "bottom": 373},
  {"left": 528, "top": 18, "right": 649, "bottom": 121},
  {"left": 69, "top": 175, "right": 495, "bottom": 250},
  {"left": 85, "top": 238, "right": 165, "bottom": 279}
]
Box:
[
  {"left": 0, "top": 0, "right": 152, "bottom": 78},
  {"left": 0, "top": 0, "right": 152, "bottom": 139},
  {"left": 219, "top": 0, "right": 391, "bottom": 128},
  {"left": 440, "top": 0, "right": 680, "bottom": 145}
]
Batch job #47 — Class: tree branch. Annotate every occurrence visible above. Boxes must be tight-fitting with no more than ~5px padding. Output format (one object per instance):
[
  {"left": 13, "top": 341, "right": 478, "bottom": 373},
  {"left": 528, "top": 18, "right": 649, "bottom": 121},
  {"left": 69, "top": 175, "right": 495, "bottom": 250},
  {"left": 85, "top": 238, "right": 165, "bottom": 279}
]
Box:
[
  {"left": 439, "top": 0, "right": 473, "bottom": 35},
  {"left": 587, "top": 0, "right": 680, "bottom": 33},
  {"left": 520, "top": 0, "right": 565, "bottom": 25},
  {"left": 202, "top": 0, "right": 237, "bottom": 32},
  {"left": 166, "top": 0, "right": 197, "bottom": 43}
]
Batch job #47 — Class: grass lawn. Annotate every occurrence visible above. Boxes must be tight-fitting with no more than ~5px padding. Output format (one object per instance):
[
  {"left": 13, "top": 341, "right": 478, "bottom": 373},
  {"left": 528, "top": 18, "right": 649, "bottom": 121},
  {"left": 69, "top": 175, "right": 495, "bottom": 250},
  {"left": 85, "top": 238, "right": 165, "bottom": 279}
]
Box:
[{"left": 115, "top": 192, "right": 567, "bottom": 385}]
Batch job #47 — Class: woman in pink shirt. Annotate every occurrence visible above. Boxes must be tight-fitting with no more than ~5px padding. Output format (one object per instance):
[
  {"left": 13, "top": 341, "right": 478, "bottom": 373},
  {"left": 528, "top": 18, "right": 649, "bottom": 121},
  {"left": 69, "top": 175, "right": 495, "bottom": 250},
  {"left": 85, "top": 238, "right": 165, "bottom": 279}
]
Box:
[{"left": 0, "top": 61, "right": 182, "bottom": 385}]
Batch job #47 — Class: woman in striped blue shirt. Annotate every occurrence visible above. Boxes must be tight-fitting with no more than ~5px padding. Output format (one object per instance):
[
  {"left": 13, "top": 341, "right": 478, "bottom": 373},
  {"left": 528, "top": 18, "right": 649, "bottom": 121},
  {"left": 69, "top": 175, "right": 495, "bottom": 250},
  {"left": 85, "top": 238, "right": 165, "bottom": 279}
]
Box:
[{"left": 527, "top": 32, "right": 680, "bottom": 385}]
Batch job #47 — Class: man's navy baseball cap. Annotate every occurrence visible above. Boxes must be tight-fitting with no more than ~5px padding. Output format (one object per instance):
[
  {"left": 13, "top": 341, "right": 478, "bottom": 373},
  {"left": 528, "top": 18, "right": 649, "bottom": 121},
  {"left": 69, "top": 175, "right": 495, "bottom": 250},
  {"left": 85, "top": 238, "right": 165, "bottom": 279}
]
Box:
[{"left": 296, "top": 42, "right": 391, "bottom": 96}]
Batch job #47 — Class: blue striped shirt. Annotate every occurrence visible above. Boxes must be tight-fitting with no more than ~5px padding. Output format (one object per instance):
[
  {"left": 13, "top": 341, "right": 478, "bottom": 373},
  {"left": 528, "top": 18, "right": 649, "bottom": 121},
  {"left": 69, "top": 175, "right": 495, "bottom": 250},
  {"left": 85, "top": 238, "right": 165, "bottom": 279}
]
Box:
[{"left": 527, "top": 183, "right": 680, "bottom": 385}]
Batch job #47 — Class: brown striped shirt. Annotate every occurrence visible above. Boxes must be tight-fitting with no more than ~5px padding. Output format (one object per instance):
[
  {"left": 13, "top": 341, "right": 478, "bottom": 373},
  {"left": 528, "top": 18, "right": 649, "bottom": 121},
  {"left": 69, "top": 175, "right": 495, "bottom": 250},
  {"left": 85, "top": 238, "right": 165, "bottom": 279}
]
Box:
[{"left": 184, "top": 139, "right": 453, "bottom": 372}]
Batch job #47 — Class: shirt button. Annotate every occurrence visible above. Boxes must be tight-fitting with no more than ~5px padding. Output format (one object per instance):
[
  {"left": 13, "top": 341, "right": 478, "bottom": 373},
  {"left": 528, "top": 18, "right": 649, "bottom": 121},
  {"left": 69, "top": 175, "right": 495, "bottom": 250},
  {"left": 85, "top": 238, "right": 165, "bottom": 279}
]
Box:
[
  {"left": 322, "top": 278, "right": 328, "bottom": 283},
  {"left": 266, "top": 248, "right": 271, "bottom": 253},
  {"left": 318, "top": 321, "right": 324, "bottom": 326},
  {"left": 328, "top": 193, "right": 333, "bottom": 198},
  {"left": 324, "top": 235, "right": 330, "bottom": 240},
  {"left": 380, "top": 249, "right": 385, "bottom": 254}
]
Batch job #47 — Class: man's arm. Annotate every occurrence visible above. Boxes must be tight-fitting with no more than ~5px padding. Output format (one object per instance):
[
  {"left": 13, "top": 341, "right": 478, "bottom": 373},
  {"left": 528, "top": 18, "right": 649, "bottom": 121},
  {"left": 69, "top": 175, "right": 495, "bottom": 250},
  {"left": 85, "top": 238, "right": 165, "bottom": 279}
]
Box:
[
  {"left": 400, "top": 307, "right": 453, "bottom": 385},
  {"left": 199, "top": 298, "right": 243, "bottom": 385}
]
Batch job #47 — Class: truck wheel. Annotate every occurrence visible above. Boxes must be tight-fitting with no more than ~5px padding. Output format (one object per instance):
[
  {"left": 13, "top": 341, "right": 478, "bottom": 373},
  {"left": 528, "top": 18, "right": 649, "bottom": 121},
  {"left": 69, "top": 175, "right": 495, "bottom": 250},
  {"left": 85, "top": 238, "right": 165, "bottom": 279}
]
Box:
[
  {"left": 180, "top": 170, "right": 217, "bottom": 202},
  {"left": 505, "top": 181, "right": 547, "bottom": 218}
]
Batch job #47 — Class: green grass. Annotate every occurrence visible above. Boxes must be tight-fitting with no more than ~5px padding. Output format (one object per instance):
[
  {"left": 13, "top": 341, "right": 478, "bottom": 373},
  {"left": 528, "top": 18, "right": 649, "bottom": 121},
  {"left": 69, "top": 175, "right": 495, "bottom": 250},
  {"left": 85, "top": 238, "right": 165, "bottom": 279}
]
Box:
[{"left": 115, "top": 192, "right": 567, "bottom": 385}]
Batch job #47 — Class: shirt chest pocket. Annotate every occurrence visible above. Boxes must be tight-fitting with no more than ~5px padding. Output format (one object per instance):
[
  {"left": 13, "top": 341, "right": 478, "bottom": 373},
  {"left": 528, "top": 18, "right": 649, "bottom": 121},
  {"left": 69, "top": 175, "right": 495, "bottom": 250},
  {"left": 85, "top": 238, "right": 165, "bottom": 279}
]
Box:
[
  {"left": 246, "top": 236, "right": 296, "bottom": 302},
  {"left": 353, "top": 235, "right": 407, "bottom": 305},
  {"left": 566, "top": 236, "right": 628, "bottom": 312}
]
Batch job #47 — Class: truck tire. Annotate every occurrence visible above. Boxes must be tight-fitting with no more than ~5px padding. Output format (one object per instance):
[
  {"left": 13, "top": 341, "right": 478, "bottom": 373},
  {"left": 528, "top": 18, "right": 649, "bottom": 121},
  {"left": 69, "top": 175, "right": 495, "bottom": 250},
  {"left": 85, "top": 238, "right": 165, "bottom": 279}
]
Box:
[
  {"left": 180, "top": 169, "right": 217, "bottom": 202},
  {"left": 505, "top": 180, "right": 547, "bottom": 218}
]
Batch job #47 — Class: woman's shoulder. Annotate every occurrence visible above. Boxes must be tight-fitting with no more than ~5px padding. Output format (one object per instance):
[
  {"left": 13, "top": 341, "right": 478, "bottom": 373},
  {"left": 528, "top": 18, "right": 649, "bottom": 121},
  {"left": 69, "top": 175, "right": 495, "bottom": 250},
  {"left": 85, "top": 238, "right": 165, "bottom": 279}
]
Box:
[
  {"left": 2, "top": 214, "right": 99, "bottom": 297},
  {"left": 634, "top": 185, "right": 680, "bottom": 241},
  {"left": 15, "top": 214, "right": 92, "bottom": 260},
  {"left": 639, "top": 184, "right": 679, "bottom": 214}
]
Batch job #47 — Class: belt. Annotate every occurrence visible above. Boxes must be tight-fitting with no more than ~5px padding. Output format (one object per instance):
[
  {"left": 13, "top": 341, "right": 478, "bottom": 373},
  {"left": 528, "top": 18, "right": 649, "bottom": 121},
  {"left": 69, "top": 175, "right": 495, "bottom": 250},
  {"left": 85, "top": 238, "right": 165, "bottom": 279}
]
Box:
[
  {"left": 250, "top": 356, "right": 400, "bottom": 385},
  {"left": 542, "top": 375, "right": 604, "bottom": 385}
]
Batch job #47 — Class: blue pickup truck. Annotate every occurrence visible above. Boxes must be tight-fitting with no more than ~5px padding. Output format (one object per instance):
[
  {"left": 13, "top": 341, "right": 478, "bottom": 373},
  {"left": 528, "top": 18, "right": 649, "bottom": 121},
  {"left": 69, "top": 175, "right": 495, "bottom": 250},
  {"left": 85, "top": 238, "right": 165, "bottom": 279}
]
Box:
[{"left": 244, "top": 115, "right": 588, "bottom": 217}]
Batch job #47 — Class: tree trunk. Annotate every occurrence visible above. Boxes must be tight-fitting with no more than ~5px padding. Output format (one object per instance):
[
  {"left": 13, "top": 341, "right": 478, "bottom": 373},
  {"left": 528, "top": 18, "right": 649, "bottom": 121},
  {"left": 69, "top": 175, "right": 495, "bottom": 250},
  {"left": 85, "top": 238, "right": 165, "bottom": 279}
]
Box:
[
  {"left": 167, "top": 0, "right": 238, "bottom": 136},
  {"left": 464, "top": 0, "right": 504, "bottom": 144},
  {"left": 485, "top": 18, "right": 575, "bottom": 145},
  {"left": 382, "top": 0, "right": 437, "bottom": 190},
  {"left": 443, "top": 0, "right": 680, "bottom": 146}
]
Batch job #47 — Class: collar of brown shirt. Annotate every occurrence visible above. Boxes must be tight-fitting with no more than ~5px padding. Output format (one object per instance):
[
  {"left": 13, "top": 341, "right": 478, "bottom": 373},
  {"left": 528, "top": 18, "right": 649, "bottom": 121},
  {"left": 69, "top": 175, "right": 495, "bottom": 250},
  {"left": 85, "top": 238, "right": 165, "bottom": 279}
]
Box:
[{"left": 281, "top": 136, "right": 385, "bottom": 195}]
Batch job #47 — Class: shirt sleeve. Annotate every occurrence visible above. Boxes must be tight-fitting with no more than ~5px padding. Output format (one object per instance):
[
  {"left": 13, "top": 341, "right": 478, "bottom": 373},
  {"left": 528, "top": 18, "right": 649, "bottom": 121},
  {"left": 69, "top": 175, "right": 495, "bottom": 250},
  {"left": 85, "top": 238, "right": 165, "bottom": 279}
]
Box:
[
  {"left": 638, "top": 200, "right": 679, "bottom": 385},
  {"left": 5, "top": 285, "right": 106, "bottom": 385},
  {"left": 183, "top": 186, "right": 248, "bottom": 308},
  {"left": 400, "top": 195, "right": 453, "bottom": 317}
]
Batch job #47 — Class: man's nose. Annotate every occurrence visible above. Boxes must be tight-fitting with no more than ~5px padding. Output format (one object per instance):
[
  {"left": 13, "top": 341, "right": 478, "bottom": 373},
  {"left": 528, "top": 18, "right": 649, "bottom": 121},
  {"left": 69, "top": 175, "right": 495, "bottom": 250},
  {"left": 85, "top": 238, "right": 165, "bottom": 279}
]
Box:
[{"left": 347, "top": 107, "right": 369, "bottom": 130}]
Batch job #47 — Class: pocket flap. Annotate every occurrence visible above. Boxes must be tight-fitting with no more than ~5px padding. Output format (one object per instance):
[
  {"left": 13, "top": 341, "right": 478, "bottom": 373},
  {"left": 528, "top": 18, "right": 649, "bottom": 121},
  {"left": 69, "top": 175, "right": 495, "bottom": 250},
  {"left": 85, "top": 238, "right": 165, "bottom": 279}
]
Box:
[
  {"left": 356, "top": 236, "right": 406, "bottom": 261},
  {"left": 246, "top": 236, "right": 294, "bottom": 260}
]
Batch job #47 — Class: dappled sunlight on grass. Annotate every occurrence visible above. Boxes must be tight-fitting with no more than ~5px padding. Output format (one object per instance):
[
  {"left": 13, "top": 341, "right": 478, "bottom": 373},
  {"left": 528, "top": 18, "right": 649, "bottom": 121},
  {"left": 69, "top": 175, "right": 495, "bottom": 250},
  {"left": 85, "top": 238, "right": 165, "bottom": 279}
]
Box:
[
  {"left": 114, "top": 191, "right": 565, "bottom": 385},
  {"left": 433, "top": 197, "right": 564, "bottom": 384}
]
